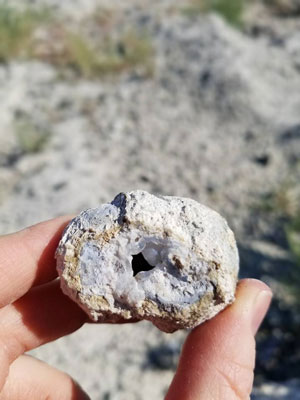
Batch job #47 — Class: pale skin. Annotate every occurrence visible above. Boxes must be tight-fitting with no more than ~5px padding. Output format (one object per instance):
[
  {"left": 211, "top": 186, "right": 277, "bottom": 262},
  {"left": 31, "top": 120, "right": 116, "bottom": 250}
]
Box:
[{"left": 0, "top": 216, "right": 272, "bottom": 400}]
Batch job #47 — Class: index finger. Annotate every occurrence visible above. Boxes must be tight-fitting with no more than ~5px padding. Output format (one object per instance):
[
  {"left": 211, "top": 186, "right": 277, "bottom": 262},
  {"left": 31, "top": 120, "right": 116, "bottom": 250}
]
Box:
[{"left": 0, "top": 216, "right": 72, "bottom": 308}]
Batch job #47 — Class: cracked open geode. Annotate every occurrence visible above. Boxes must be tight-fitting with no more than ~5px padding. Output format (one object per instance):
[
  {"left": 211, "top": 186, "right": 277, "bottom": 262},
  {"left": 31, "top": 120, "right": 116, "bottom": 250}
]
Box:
[{"left": 56, "top": 190, "right": 239, "bottom": 333}]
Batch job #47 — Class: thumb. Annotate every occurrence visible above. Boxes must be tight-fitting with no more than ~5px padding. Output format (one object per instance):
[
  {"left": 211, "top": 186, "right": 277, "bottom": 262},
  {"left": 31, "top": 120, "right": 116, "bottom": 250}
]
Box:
[{"left": 166, "top": 279, "right": 272, "bottom": 400}]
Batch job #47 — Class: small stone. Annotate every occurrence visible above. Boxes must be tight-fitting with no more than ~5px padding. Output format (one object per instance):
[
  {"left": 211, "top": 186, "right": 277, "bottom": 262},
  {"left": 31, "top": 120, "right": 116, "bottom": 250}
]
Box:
[{"left": 56, "top": 190, "right": 239, "bottom": 333}]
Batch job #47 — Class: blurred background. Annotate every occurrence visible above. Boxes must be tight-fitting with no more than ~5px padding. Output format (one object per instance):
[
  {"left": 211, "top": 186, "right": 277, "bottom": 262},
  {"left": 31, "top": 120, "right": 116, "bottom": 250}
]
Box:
[{"left": 0, "top": 0, "right": 300, "bottom": 398}]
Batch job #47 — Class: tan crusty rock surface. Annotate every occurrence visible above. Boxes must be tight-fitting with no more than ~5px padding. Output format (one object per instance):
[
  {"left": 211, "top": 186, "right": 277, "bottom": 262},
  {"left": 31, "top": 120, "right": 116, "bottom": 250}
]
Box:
[{"left": 56, "top": 190, "right": 239, "bottom": 333}]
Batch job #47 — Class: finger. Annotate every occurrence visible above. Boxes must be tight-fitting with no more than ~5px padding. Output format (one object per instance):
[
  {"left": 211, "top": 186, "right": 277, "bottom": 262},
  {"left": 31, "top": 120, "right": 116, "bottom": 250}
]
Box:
[
  {"left": 0, "top": 216, "right": 73, "bottom": 307},
  {"left": 0, "top": 280, "right": 87, "bottom": 366},
  {"left": 0, "top": 355, "right": 90, "bottom": 400},
  {"left": 166, "top": 279, "right": 272, "bottom": 400}
]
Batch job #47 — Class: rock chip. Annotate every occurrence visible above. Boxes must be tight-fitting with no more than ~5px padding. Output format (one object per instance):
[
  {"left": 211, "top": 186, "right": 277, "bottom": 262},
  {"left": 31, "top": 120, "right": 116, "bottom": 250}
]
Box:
[{"left": 56, "top": 190, "right": 239, "bottom": 333}]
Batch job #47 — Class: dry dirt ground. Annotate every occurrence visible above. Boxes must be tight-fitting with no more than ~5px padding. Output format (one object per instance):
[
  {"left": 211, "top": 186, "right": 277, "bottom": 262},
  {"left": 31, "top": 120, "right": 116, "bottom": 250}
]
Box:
[{"left": 0, "top": 1, "right": 300, "bottom": 399}]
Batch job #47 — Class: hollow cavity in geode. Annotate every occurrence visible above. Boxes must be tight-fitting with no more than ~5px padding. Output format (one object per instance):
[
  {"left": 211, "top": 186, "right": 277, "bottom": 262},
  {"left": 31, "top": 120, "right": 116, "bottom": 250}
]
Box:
[{"left": 56, "top": 190, "right": 239, "bottom": 333}]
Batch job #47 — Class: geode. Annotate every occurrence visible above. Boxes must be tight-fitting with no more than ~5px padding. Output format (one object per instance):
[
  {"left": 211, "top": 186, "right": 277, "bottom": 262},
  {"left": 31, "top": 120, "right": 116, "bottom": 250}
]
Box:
[{"left": 56, "top": 190, "right": 239, "bottom": 333}]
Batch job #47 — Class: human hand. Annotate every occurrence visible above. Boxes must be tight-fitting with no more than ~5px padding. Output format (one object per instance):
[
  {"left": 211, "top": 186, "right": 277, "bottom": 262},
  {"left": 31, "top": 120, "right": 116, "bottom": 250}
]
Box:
[
  {"left": 166, "top": 279, "right": 272, "bottom": 400},
  {"left": 0, "top": 217, "right": 272, "bottom": 400},
  {"left": 0, "top": 217, "right": 89, "bottom": 399}
]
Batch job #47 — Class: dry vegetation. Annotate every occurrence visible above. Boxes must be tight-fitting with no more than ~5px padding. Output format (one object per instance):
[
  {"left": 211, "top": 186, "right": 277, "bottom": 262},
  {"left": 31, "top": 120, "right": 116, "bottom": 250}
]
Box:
[
  {"left": 0, "top": 5, "right": 154, "bottom": 78},
  {"left": 0, "top": 5, "right": 49, "bottom": 62}
]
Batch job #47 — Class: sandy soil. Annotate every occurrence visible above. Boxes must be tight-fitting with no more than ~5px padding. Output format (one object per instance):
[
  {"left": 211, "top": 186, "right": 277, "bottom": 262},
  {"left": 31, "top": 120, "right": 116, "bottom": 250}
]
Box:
[{"left": 0, "top": 1, "right": 300, "bottom": 398}]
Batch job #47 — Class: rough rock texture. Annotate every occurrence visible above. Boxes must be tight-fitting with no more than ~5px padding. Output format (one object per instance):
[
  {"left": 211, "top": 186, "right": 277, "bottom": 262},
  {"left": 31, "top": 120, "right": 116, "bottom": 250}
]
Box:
[{"left": 56, "top": 191, "right": 239, "bottom": 332}]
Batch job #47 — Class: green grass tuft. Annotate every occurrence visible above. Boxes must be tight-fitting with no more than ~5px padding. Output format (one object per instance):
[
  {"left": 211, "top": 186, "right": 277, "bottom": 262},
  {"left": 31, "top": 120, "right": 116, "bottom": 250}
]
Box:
[
  {"left": 116, "top": 30, "right": 155, "bottom": 76},
  {"left": 0, "top": 6, "right": 154, "bottom": 78},
  {"left": 210, "top": 0, "right": 244, "bottom": 27},
  {"left": 286, "top": 216, "right": 300, "bottom": 268},
  {"left": 15, "top": 119, "right": 50, "bottom": 154},
  {"left": 0, "top": 5, "right": 50, "bottom": 62},
  {"left": 63, "top": 32, "right": 103, "bottom": 78},
  {"left": 183, "top": 0, "right": 245, "bottom": 28},
  {"left": 53, "top": 29, "right": 154, "bottom": 78}
]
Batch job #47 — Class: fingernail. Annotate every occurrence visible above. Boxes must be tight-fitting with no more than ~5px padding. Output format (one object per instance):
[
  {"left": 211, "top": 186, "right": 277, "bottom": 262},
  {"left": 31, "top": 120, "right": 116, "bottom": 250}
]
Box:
[{"left": 251, "top": 290, "right": 272, "bottom": 335}]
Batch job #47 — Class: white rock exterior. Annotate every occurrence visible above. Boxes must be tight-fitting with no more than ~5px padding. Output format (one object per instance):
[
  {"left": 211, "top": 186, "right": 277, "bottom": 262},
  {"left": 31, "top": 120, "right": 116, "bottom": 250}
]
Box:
[{"left": 56, "top": 191, "right": 239, "bottom": 333}]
